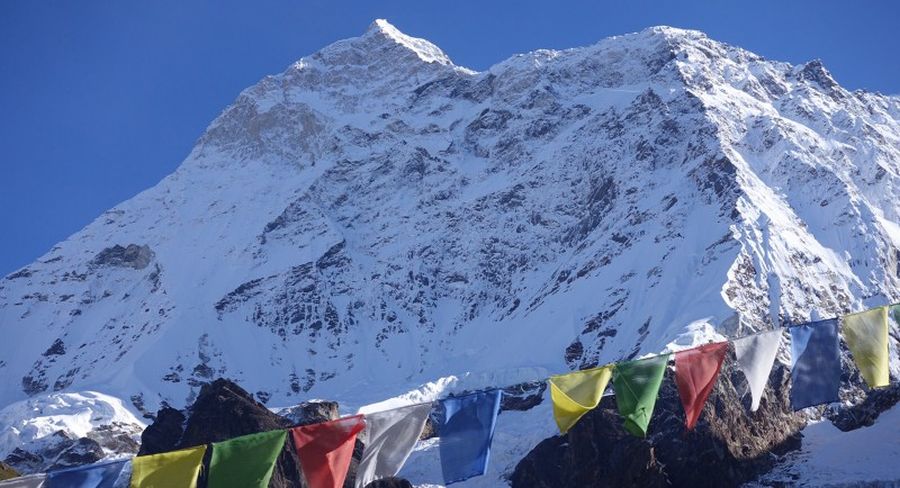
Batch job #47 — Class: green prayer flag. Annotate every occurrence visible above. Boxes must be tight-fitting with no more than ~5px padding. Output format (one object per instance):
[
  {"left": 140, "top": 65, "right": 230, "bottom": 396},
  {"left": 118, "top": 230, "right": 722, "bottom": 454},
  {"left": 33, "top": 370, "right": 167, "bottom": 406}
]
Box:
[
  {"left": 208, "top": 430, "right": 286, "bottom": 488},
  {"left": 612, "top": 354, "right": 670, "bottom": 437}
]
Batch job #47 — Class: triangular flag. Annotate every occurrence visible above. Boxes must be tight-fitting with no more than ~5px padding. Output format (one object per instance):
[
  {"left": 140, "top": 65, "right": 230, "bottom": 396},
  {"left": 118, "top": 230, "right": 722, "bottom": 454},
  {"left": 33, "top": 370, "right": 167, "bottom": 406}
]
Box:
[
  {"left": 612, "top": 354, "right": 669, "bottom": 437},
  {"left": 436, "top": 390, "right": 502, "bottom": 485},
  {"left": 843, "top": 307, "right": 890, "bottom": 388},
  {"left": 790, "top": 318, "right": 841, "bottom": 410},
  {"left": 732, "top": 330, "right": 782, "bottom": 411},
  {"left": 548, "top": 365, "right": 613, "bottom": 433},
  {"left": 674, "top": 342, "right": 729, "bottom": 430},
  {"left": 130, "top": 445, "right": 206, "bottom": 488},
  {"left": 355, "top": 404, "right": 431, "bottom": 488},
  {"left": 208, "top": 430, "right": 286, "bottom": 488},
  {"left": 0, "top": 474, "right": 46, "bottom": 488},
  {"left": 46, "top": 459, "right": 129, "bottom": 488},
  {"left": 291, "top": 415, "right": 366, "bottom": 488}
]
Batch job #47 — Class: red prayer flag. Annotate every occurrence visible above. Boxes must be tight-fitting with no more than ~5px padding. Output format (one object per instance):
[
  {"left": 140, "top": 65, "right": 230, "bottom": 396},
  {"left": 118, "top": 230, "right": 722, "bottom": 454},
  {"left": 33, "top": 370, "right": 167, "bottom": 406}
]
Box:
[
  {"left": 674, "top": 342, "right": 729, "bottom": 430},
  {"left": 291, "top": 414, "right": 366, "bottom": 488}
]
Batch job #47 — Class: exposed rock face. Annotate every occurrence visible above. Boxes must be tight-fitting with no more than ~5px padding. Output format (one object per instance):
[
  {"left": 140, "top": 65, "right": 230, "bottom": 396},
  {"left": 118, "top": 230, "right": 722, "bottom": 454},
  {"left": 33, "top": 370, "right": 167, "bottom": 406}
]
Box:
[
  {"left": 511, "top": 361, "right": 805, "bottom": 488},
  {"left": 138, "top": 378, "right": 413, "bottom": 488},
  {"left": 829, "top": 383, "right": 900, "bottom": 432},
  {"left": 90, "top": 244, "right": 155, "bottom": 270},
  {"left": 139, "top": 379, "right": 305, "bottom": 488}
]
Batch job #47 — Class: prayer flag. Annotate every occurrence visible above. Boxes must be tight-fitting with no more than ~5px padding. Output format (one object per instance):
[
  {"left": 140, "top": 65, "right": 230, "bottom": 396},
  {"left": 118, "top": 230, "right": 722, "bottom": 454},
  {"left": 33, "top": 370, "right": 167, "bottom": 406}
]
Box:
[
  {"left": 130, "top": 445, "right": 206, "bottom": 488},
  {"left": 790, "top": 318, "right": 841, "bottom": 410},
  {"left": 291, "top": 415, "right": 366, "bottom": 488},
  {"left": 0, "top": 474, "right": 46, "bottom": 488},
  {"left": 674, "top": 342, "right": 728, "bottom": 430},
  {"left": 548, "top": 365, "right": 613, "bottom": 433},
  {"left": 612, "top": 355, "right": 669, "bottom": 437},
  {"left": 355, "top": 404, "right": 431, "bottom": 488},
  {"left": 843, "top": 307, "right": 890, "bottom": 388},
  {"left": 436, "top": 390, "right": 502, "bottom": 485},
  {"left": 732, "top": 330, "right": 782, "bottom": 411},
  {"left": 208, "top": 430, "right": 286, "bottom": 488},
  {"left": 46, "top": 459, "right": 128, "bottom": 488}
]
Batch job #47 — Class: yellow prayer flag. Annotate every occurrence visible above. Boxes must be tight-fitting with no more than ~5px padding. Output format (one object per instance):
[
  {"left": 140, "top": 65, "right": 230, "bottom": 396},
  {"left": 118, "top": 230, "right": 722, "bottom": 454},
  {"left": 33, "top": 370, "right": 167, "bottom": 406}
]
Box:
[
  {"left": 549, "top": 365, "right": 613, "bottom": 433},
  {"left": 843, "top": 306, "right": 890, "bottom": 388},
  {"left": 131, "top": 444, "right": 207, "bottom": 488}
]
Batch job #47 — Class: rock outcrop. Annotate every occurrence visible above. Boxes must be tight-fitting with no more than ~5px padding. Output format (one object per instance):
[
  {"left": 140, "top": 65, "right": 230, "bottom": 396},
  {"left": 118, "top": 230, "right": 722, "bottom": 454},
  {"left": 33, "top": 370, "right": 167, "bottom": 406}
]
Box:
[
  {"left": 511, "top": 360, "right": 805, "bottom": 488},
  {"left": 138, "top": 378, "right": 413, "bottom": 488}
]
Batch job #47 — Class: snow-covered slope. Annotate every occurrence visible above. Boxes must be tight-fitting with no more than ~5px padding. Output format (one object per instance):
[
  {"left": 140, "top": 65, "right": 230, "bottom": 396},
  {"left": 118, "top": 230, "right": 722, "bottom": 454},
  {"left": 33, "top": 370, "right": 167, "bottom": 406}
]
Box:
[{"left": 1, "top": 20, "right": 899, "bottom": 482}]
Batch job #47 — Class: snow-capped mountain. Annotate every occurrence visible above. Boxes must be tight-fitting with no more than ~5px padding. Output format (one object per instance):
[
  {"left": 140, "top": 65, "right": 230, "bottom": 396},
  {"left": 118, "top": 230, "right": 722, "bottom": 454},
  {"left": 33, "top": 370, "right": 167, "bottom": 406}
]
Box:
[{"left": 1, "top": 19, "right": 899, "bottom": 483}]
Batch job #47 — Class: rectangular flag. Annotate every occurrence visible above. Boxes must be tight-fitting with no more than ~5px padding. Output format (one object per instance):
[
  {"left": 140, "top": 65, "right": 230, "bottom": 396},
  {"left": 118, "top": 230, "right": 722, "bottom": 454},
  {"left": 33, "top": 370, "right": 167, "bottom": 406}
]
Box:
[
  {"left": 46, "top": 459, "right": 129, "bottom": 488},
  {"left": 790, "top": 318, "right": 841, "bottom": 410},
  {"left": 291, "top": 415, "right": 366, "bottom": 488},
  {"left": 843, "top": 307, "right": 890, "bottom": 388},
  {"left": 549, "top": 365, "right": 613, "bottom": 433},
  {"left": 355, "top": 403, "right": 431, "bottom": 488},
  {"left": 674, "top": 342, "right": 728, "bottom": 430},
  {"left": 130, "top": 445, "right": 206, "bottom": 488},
  {"left": 436, "top": 390, "right": 502, "bottom": 485},
  {"left": 208, "top": 430, "right": 286, "bottom": 488},
  {"left": 612, "top": 354, "right": 669, "bottom": 437}
]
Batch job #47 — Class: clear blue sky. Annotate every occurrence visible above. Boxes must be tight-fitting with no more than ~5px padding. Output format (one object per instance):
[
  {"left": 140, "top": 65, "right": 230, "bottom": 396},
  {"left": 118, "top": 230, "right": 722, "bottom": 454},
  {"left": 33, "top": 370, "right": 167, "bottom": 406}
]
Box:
[{"left": 1, "top": 0, "right": 898, "bottom": 276}]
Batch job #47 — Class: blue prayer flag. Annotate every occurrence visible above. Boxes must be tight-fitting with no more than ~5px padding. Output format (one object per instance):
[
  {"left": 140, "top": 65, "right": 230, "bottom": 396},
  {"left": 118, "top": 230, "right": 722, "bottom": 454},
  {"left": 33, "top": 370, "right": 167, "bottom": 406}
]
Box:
[
  {"left": 789, "top": 318, "right": 841, "bottom": 410},
  {"left": 46, "top": 459, "right": 128, "bottom": 488},
  {"left": 436, "top": 390, "right": 502, "bottom": 485}
]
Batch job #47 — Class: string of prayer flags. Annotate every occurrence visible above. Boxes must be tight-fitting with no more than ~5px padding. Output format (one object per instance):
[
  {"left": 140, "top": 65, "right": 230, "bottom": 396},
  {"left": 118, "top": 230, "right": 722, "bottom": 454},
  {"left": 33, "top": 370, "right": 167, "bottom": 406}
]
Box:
[
  {"left": 355, "top": 404, "right": 431, "bottom": 488},
  {"left": 129, "top": 445, "right": 206, "bottom": 488},
  {"left": 843, "top": 307, "right": 890, "bottom": 388},
  {"left": 0, "top": 474, "right": 46, "bottom": 488},
  {"left": 732, "top": 330, "right": 782, "bottom": 412},
  {"left": 291, "top": 415, "right": 366, "bottom": 488},
  {"left": 789, "top": 318, "right": 841, "bottom": 410},
  {"left": 208, "top": 430, "right": 286, "bottom": 488},
  {"left": 549, "top": 365, "right": 613, "bottom": 434},
  {"left": 437, "top": 390, "right": 502, "bottom": 485},
  {"left": 46, "top": 459, "right": 129, "bottom": 488},
  {"left": 674, "top": 342, "right": 729, "bottom": 430},
  {"left": 612, "top": 355, "right": 669, "bottom": 437}
]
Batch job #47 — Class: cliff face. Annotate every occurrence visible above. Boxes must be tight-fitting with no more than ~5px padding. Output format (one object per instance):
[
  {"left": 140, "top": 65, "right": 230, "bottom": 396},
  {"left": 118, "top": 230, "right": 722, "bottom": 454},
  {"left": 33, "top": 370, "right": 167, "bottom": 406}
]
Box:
[{"left": 1, "top": 19, "right": 899, "bottom": 486}]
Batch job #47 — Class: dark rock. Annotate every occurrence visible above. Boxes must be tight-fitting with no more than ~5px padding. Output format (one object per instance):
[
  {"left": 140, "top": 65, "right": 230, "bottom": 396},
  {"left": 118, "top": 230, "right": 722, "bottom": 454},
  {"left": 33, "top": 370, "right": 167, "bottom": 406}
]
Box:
[
  {"left": 829, "top": 382, "right": 900, "bottom": 432},
  {"left": 139, "top": 378, "right": 303, "bottom": 488},
  {"left": 364, "top": 477, "right": 414, "bottom": 488},
  {"left": 0, "top": 461, "right": 18, "bottom": 481},
  {"left": 137, "top": 378, "right": 416, "bottom": 488},
  {"left": 501, "top": 381, "right": 547, "bottom": 411},
  {"left": 48, "top": 437, "right": 104, "bottom": 469},
  {"left": 277, "top": 401, "right": 340, "bottom": 426},
  {"left": 90, "top": 244, "right": 155, "bottom": 270},
  {"left": 137, "top": 407, "right": 186, "bottom": 456},
  {"left": 511, "top": 359, "right": 805, "bottom": 488},
  {"left": 42, "top": 338, "right": 66, "bottom": 356},
  {"left": 3, "top": 449, "right": 41, "bottom": 475}
]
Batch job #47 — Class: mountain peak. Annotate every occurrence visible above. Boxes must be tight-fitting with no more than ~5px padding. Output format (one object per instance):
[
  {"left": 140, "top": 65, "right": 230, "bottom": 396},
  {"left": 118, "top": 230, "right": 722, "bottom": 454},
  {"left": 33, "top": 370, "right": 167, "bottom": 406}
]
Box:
[{"left": 360, "top": 18, "right": 454, "bottom": 66}]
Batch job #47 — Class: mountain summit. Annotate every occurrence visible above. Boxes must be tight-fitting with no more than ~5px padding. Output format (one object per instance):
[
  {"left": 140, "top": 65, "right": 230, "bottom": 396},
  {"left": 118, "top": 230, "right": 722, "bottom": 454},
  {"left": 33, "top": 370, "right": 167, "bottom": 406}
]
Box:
[{"left": 1, "top": 20, "right": 898, "bottom": 483}]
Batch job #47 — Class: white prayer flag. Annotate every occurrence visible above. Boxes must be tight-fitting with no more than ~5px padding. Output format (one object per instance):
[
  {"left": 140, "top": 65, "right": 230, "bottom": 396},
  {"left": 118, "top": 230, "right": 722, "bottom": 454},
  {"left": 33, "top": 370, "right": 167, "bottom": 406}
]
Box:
[
  {"left": 356, "top": 403, "right": 431, "bottom": 488},
  {"left": 732, "top": 329, "right": 782, "bottom": 411}
]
